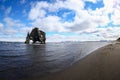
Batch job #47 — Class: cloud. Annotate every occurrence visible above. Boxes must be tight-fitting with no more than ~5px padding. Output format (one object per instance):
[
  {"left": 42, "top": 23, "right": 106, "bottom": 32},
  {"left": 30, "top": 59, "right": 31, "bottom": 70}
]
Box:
[
  {"left": 31, "top": 15, "right": 69, "bottom": 32},
  {"left": 4, "top": 29, "right": 17, "bottom": 35},
  {"left": 4, "top": 17, "right": 25, "bottom": 28},
  {"left": 0, "top": 17, "right": 33, "bottom": 42},
  {"left": 47, "top": 33, "right": 102, "bottom": 42},
  {"left": 100, "top": 27, "right": 120, "bottom": 40},
  {"left": 29, "top": 1, "right": 48, "bottom": 20},
  {"left": 1, "top": 0, "right": 120, "bottom": 42},
  {"left": 111, "top": 9, "right": 120, "bottom": 25},
  {"left": 47, "top": 34, "right": 82, "bottom": 42},
  {"left": 5, "top": 6, "right": 12, "bottom": 16},
  {"left": 68, "top": 20, "right": 92, "bottom": 32},
  {"left": 3, "top": 17, "right": 27, "bottom": 35},
  {"left": 0, "top": 36, "right": 25, "bottom": 42},
  {"left": 28, "top": 0, "right": 87, "bottom": 33},
  {"left": 47, "top": 34, "right": 66, "bottom": 42},
  {"left": 20, "top": 27, "right": 33, "bottom": 33},
  {"left": 27, "top": 0, "right": 120, "bottom": 41},
  {"left": 82, "top": 27, "right": 120, "bottom": 40},
  {"left": 0, "top": 23, "right": 3, "bottom": 29},
  {"left": 20, "top": 0, "right": 26, "bottom": 4},
  {"left": 28, "top": 0, "right": 109, "bottom": 32}
]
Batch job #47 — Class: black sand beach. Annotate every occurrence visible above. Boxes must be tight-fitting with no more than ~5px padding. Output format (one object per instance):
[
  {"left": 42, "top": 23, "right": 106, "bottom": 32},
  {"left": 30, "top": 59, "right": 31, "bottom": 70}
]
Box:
[{"left": 34, "top": 42, "right": 120, "bottom": 80}]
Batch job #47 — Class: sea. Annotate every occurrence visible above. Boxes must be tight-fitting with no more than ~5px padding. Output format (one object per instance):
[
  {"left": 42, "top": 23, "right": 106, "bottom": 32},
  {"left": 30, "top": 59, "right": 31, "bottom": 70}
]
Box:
[{"left": 0, "top": 41, "right": 110, "bottom": 80}]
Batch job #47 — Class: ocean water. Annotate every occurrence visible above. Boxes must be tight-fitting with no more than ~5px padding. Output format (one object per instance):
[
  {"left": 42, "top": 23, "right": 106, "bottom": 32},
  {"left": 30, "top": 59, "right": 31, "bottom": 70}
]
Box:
[{"left": 0, "top": 41, "right": 110, "bottom": 79}]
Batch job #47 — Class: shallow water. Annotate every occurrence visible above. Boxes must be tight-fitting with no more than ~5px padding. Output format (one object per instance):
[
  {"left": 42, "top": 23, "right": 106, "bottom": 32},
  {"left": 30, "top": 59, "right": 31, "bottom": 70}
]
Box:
[{"left": 0, "top": 41, "right": 110, "bottom": 79}]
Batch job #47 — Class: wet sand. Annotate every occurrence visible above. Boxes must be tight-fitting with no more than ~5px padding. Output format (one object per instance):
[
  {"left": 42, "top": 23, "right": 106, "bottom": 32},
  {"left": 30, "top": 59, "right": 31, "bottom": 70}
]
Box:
[{"left": 23, "top": 42, "right": 120, "bottom": 80}]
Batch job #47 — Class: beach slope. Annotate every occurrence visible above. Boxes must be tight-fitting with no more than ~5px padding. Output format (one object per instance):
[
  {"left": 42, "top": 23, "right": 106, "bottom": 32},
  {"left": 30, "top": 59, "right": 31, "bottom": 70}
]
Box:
[{"left": 26, "top": 43, "right": 120, "bottom": 80}]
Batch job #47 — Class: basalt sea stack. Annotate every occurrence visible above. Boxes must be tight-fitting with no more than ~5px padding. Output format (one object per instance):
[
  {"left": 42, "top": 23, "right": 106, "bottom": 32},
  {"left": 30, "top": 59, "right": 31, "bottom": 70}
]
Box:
[{"left": 25, "top": 27, "right": 46, "bottom": 44}]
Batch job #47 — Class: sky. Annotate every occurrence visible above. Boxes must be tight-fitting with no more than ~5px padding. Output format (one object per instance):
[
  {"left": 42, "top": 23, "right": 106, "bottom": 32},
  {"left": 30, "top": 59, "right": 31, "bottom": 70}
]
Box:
[{"left": 0, "top": 0, "right": 120, "bottom": 42}]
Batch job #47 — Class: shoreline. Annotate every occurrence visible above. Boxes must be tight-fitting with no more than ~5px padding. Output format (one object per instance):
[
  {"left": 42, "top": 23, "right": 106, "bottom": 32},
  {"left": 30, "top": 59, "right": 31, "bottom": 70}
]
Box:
[
  {"left": 22, "top": 42, "right": 120, "bottom": 80},
  {"left": 0, "top": 41, "right": 110, "bottom": 80}
]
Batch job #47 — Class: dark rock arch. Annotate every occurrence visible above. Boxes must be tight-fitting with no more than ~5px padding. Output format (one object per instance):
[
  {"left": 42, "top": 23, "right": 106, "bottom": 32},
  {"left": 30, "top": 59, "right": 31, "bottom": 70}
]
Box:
[{"left": 25, "top": 27, "right": 46, "bottom": 44}]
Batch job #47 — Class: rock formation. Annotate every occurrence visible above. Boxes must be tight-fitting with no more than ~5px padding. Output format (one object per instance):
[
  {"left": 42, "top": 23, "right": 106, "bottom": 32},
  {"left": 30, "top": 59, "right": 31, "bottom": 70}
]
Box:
[
  {"left": 117, "top": 37, "right": 120, "bottom": 42},
  {"left": 25, "top": 27, "right": 46, "bottom": 44}
]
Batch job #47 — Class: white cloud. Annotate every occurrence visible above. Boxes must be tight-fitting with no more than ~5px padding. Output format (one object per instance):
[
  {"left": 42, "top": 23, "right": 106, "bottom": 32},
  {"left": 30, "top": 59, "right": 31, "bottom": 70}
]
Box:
[
  {"left": 0, "top": 23, "right": 3, "bottom": 29},
  {"left": 3, "top": 17, "right": 27, "bottom": 35},
  {"left": 0, "top": 36, "right": 25, "bottom": 42},
  {"left": 27, "top": 0, "right": 120, "bottom": 41},
  {"left": 20, "top": 27, "right": 33, "bottom": 33},
  {"left": 29, "top": 7, "right": 46, "bottom": 20},
  {"left": 47, "top": 33, "right": 102, "bottom": 42},
  {"left": 0, "top": 17, "right": 32, "bottom": 42},
  {"left": 4, "top": 17, "right": 25, "bottom": 28},
  {"left": 29, "top": 1, "right": 48, "bottom": 20},
  {"left": 28, "top": 0, "right": 109, "bottom": 33},
  {"left": 47, "top": 34, "right": 66, "bottom": 42},
  {"left": 28, "top": 0, "right": 86, "bottom": 33},
  {"left": 5, "top": 6, "right": 12, "bottom": 16},
  {"left": 4, "top": 29, "right": 17, "bottom": 35},
  {"left": 103, "top": 27, "right": 120, "bottom": 39},
  {"left": 32, "top": 15, "right": 69, "bottom": 32},
  {"left": 0, "top": 0, "right": 118, "bottom": 42},
  {"left": 83, "top": 27, "right": 120, "bottom": 40},
  {"left": 111, "top": 9, "right": 120, "bottom": 25}
]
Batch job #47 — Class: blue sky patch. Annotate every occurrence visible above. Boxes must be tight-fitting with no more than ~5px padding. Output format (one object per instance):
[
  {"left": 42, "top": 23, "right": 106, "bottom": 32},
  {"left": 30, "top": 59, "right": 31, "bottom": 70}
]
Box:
[
  {"left": 84, "top": 0, "right": 104, "bottom": 10},
  {"left": 57, "top": 8, "right": 75, "bottom": 22}
]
